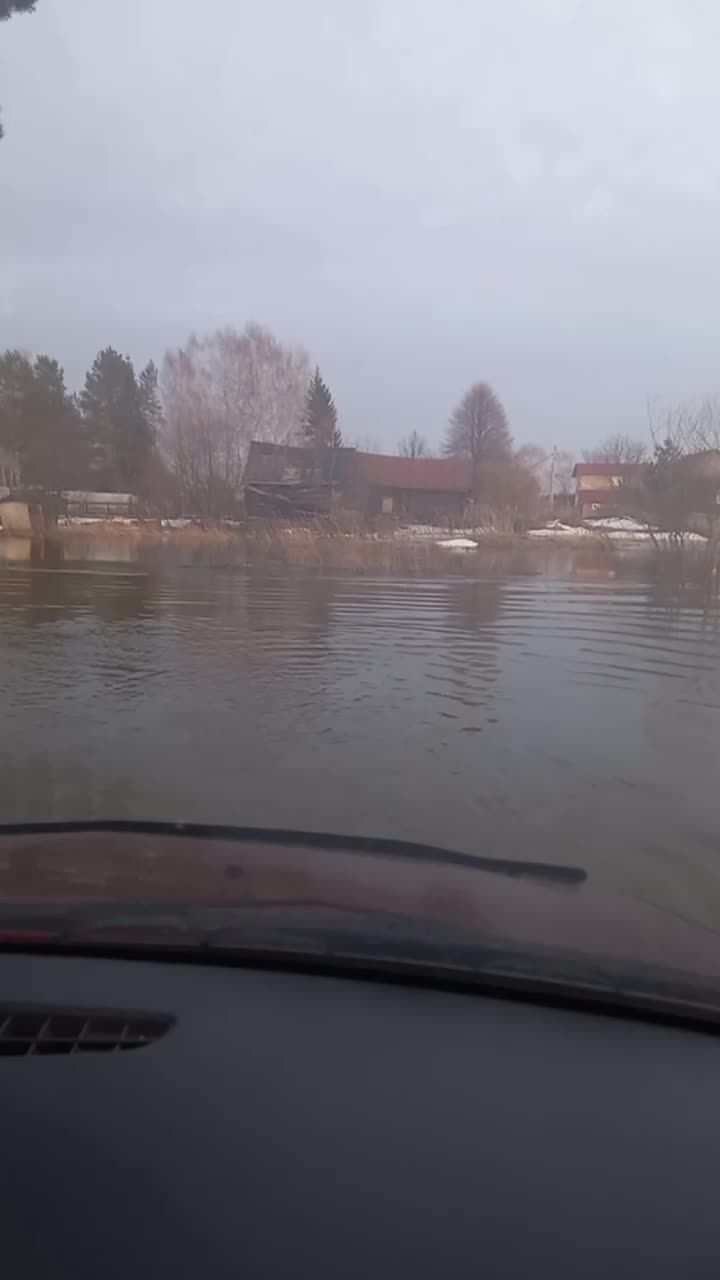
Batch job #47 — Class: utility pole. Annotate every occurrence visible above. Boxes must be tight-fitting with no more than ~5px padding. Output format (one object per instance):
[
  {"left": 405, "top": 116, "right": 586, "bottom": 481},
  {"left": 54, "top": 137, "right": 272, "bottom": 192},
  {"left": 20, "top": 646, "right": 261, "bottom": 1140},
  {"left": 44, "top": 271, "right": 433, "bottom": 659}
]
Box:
[{"left": 548, "top": 446, "right": 557, "bottom": 505}]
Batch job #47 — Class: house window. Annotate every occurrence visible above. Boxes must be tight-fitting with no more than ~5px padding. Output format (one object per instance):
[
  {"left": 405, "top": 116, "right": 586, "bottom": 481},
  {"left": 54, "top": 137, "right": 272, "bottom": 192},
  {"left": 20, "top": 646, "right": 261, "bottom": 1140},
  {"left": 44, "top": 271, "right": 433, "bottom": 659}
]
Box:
[{"left": 382, "top": 495, "right": 393, "bottom": 514}]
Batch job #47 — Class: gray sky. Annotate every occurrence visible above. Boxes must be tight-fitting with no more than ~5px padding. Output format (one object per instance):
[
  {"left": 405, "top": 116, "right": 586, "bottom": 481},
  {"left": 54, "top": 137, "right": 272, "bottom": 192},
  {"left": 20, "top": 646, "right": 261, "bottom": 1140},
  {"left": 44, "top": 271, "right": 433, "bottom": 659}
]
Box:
[{"left": 2, "top": 0, "right": 720, "bottom": 453}]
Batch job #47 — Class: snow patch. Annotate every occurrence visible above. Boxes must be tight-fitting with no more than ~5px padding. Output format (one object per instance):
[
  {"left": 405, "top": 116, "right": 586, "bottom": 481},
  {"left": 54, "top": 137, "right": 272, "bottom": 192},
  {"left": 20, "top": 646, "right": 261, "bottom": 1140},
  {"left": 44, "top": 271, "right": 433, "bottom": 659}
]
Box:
[
  {"left": 436, "top": 538, "right": 479, "bottom": 551},
  {"left": 527, "top": 523, "right": 594, "bottom": 539},
  {"left": 586, "top": 517, "right": 647, "bottom": 532},
  {"left": 528, "top": 519, "right": 707, "bottom": 544}
]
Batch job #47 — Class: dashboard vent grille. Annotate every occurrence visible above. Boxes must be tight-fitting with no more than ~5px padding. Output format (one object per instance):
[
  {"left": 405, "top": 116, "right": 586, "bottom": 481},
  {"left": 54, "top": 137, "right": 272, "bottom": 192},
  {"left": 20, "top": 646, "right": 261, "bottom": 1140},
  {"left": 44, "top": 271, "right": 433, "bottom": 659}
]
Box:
[{"left": 0, "top": 1007, "right": 172, "bottom": 1057}]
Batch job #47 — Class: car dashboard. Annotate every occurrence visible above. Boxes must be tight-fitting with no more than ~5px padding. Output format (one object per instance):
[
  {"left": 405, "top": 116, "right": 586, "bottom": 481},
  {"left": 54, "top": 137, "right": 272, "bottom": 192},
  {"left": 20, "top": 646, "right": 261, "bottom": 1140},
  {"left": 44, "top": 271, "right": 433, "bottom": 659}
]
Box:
[{"left": 1, "top": 950, "right": 718, "bottom": 1278}]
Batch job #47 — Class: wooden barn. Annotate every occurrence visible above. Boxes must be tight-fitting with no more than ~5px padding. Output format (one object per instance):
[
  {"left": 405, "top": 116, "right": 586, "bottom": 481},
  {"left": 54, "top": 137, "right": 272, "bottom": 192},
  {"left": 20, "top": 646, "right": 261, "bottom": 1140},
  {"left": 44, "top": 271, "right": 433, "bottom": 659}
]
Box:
[
  {"left": 243, "top": 442, "right": 474, "bottom": 524},
  {"left": 243, "top": 442, "right": 358, "bottom": 518},
  {"left": 353, "top": 453, "right": 473, "bottom": 522}
]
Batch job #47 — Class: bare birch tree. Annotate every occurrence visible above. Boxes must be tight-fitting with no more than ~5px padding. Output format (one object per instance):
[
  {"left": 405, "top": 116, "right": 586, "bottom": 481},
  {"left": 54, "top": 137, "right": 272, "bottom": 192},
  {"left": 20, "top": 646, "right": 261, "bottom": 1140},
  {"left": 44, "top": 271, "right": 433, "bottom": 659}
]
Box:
[
  {"left": 444, "top": 383, "right": 511, "bottom": 461},
  {"left": 399, "top": 429, "right": 429, "bottom": 458},
  {"left": 161, "top": 324, "right": 309, "bottom": 516},
  {"left": 444, "top": 382, "right": 511, "bottom": 499},
  {"left": 582, "top": 433, "right": 648, "bottom": 464},
  {"left": 351, "top": 435, "right": 380, "bottom": 453},
  {"left": 514, "top": 445, "right": 575, "bottom": 499},
  {"left": 646, "top": 397, "right": 720, "bottom": 455}
]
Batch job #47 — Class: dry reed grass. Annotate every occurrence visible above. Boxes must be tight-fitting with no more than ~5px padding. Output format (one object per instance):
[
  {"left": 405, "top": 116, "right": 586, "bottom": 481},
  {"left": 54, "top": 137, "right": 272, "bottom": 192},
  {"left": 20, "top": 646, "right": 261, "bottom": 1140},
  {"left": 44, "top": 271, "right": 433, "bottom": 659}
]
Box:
[
  {"left": 51, "top": 518, "right": 566, "bottom": 574},
  {"left": 246, "top": 525, "right": 461, "bottom": 573}
]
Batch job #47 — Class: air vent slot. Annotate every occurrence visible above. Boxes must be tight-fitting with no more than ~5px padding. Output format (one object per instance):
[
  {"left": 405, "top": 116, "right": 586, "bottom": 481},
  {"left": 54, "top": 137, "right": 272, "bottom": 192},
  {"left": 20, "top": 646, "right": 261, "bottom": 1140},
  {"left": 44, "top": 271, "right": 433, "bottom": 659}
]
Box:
[{"left": 0, "top": 1006, "right": 173, "bottom": 1056}]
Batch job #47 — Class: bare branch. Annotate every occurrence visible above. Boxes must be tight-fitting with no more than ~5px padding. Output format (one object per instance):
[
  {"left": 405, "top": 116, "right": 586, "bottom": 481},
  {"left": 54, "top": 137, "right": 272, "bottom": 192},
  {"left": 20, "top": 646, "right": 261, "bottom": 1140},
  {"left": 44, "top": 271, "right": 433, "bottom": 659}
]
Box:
[
  {"left": 444, "top": 382, "right": 511, "bottom": 462},
  {"left": 399, "top": 429, "right": 429, "bottom": 458},
  {"left": 582, "top": 433, "right": 648, "bottom": 464},
  {"left": 351, "top": 435, "right": 380, "bottom": 453},
  {"left": 160, "top": 323, "right": 309, "bottom": 517}
]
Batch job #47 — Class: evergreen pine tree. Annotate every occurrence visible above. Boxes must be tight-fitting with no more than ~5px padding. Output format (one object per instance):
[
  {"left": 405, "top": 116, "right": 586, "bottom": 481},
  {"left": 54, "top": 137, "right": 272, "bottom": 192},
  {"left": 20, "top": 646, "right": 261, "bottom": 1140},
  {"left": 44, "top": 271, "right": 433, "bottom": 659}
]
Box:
[
  {"left": 302, "top": 366, "right": 342, "bottom": 448},
  {"left": 138, "top": 360, "right": 163, "bottom": 441},
  {"left": 0, "top": 349, "right": 87, "bottom": 487},
  {"left": 79, "top": 348, "right": 153, "bottom": 490}
]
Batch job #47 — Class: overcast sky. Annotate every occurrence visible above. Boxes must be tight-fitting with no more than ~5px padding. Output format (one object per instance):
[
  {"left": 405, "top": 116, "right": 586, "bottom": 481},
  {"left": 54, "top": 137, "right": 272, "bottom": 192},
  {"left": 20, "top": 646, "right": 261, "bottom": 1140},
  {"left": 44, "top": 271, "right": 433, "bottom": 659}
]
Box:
[{"left": 2, "top": 0, "right": 720, "bottom": 453}]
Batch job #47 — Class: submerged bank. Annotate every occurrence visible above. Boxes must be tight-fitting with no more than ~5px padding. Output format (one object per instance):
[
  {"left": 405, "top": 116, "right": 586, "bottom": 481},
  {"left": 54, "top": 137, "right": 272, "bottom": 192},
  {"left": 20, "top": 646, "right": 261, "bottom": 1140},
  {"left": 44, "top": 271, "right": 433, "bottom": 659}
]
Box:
[{"left": 0, "top": 516, "right": 715, "bottom": 586}]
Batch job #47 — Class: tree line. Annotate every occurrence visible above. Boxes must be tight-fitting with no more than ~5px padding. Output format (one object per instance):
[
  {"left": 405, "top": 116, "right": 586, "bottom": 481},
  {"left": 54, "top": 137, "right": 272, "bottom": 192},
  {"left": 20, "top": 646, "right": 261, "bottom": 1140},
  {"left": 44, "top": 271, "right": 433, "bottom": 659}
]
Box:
[
  {"left": 0, "top": 322, "right": 550, "bottom": 522},
  {"left": 0, "top": 347, "right": 162, "bottom": 494},
  {"left": 0, "top": 318, "right": 575, "bottom": 525},
  {"left": 10, "top": 317, "right": 714, "bottom": 533},
  {"left": 0, "top": 327, "right": 327, "bottom": 506}
]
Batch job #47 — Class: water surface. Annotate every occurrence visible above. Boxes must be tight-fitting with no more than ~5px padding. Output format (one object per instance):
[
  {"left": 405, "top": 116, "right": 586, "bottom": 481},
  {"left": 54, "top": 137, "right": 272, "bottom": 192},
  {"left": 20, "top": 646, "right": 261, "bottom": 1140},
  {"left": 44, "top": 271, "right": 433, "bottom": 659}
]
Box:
[{"left": 1, "top": 540, "right": 719, "bottom": 928}]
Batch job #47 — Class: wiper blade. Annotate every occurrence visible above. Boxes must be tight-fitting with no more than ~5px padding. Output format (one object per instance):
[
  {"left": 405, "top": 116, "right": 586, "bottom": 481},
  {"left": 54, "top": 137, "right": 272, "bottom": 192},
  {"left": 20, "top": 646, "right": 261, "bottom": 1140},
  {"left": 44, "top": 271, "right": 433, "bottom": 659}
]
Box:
[{"left": 0, "top": 820, "right": 586, "bottom": 886}]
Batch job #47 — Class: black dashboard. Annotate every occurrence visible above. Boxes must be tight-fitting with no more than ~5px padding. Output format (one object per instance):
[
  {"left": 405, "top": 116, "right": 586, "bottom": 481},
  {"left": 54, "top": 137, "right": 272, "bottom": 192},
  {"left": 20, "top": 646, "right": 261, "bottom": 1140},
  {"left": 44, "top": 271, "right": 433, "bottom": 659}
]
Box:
[{"left": 1, "top": 951, "right": 718, "bottom": 1278}]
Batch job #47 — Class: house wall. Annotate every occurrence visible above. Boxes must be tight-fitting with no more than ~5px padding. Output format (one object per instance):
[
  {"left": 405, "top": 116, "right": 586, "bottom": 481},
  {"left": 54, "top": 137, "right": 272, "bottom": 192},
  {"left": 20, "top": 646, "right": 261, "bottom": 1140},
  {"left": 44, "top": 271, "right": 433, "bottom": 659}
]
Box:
[
  {"left": 577, "top": 493, "right": 625, "bottom": 517},
  {"left": 245, "top": 484, "right": 338, "bottom": 519},
  {"left": 575, "top": 471, "right": 637, "bottom": 517},
  {"left": 576, "top": 473, "right": 624, "bottom": 492},
  {"left": 0, "top": 501, "right": 38, "bottom": 535},
  {"left": 365, "top": 488, "right": 468, "bottom": 521},
  {"left": 684, "top": 452, "right": 720, "bottom": 480}
]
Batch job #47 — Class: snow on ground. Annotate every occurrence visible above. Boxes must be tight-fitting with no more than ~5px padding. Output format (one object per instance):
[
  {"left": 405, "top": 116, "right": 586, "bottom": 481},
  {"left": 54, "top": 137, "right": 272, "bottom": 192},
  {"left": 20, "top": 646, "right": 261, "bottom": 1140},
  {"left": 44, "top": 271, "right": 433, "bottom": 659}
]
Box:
[
  {"left": 57, "top": 516, "right": 103, "bottom": 526},
  {"left": 527, "top": 518, "right": 707, "bottom": 544},
  {"left": 587, "top": 517, "right": 647, "bottom": 532},
  {"left": 526, "top": 523, "right": 594, "bottom": 539},
  {"left": 400, "top": 525, "right": 480, "bottom": 541},
  {"left": 58, "top": 516, "right": 139, "bottom": 526},
  {"left": 436, "top": 538, "right": 479, "bottom": 551},
  {"left": 587, "top": 516, "right": 707, "bottom": 543}
]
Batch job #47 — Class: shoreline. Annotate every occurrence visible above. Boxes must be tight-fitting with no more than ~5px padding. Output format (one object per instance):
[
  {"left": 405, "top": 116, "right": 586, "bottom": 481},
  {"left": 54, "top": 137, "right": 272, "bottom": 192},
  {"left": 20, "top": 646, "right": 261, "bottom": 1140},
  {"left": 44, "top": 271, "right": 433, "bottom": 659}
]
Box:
[
  {"left": 1, "top": 519, "right": 713, "bottom": 581},
  {"left": 50, "top": 517, "right": 601, "bottom": 549}
]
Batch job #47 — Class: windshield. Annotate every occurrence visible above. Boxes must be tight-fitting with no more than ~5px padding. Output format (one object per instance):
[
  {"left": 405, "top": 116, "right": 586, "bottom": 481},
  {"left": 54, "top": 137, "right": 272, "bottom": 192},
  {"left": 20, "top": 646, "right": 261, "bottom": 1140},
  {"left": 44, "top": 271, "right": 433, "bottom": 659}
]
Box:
[{"left": 2, "top": 2, "right": 720, "bottom": 1011}]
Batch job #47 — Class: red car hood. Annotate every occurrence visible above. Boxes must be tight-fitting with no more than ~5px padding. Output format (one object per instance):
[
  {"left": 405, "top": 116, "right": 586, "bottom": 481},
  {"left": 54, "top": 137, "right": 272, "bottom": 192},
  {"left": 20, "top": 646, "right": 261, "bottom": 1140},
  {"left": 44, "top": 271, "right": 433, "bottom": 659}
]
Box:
[{"left": 0, "top": 825, "right": 718, "bottom": 983}]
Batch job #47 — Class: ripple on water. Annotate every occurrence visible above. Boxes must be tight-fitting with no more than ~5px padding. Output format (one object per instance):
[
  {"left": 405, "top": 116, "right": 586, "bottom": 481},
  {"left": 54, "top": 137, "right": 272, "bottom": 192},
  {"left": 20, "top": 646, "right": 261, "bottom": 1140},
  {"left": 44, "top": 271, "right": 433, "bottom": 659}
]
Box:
[{"left": 1, "top": 561, "right": 720, "bottom": 929}]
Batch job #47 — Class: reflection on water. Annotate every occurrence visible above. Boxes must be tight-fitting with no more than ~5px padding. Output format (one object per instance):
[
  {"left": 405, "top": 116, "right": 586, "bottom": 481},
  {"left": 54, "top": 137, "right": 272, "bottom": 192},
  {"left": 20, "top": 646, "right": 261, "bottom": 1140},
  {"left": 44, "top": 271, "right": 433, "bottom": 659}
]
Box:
[{"left": 1, "top": 541, "right": 720, "bottom": 928}]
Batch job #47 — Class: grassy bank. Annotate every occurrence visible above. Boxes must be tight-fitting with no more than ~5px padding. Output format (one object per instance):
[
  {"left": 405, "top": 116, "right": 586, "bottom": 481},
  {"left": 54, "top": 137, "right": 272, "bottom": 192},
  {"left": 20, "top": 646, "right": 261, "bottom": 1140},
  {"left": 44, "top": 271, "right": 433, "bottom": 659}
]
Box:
[
  {"left": 39, "top": 516, "right": 714, "bottom": 580},
  {"left": 46, "top": 517, "right": 575, "bottom": 572},
  {"left": 8, "top": 518, "right": 718, "bottom": 590},
  {"left": 52, "top": 520, "right": 477, "bottom": 572}
]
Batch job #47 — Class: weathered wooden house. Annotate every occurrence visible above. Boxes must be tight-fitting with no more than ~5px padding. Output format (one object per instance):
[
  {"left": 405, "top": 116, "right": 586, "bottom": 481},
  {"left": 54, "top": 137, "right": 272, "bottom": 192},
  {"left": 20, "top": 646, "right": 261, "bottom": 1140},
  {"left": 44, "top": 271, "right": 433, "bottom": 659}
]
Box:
[
  {"left": 244, "top": 442, "right": 474, "bottom": 523},
  {"left": 353, "top": 453, "right": 473, "bottom": 521},
  {"left": 679, "top": 449, "right": 720, "bottom": 487},
  {"left": 572, "top": 462, "right": 646, "bottom": 518},
  {"left": 243, "top": 442, "right": 358, "bottom": 517},
  {"left": 574, "top": 452, "right": 720, "bottom": 522}
]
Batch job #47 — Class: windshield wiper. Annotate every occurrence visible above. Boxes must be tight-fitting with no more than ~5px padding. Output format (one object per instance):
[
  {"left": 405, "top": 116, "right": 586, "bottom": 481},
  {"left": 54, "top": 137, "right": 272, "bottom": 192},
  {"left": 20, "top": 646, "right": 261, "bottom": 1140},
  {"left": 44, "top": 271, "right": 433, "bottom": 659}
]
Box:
[{"left": 0, "top": 820, "right": 587, "bottom": 886}]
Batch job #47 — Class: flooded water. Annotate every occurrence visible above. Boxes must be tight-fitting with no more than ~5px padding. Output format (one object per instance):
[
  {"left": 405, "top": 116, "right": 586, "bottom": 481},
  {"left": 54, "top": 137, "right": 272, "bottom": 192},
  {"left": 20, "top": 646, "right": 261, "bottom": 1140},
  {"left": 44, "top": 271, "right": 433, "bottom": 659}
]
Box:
[{"left": 1, "top": 537, "right": 720, "bottom": 926}]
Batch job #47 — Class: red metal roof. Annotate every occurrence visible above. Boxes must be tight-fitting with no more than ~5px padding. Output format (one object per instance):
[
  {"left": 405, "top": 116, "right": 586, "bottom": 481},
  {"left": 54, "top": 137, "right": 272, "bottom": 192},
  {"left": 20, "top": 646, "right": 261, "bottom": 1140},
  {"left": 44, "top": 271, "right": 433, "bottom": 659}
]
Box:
[
  {"left": 572, "top": 462, "right": 646, "bottom": 478},
  {"left": 355, "top": 453, "right": 473, "bottom": 493}
]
